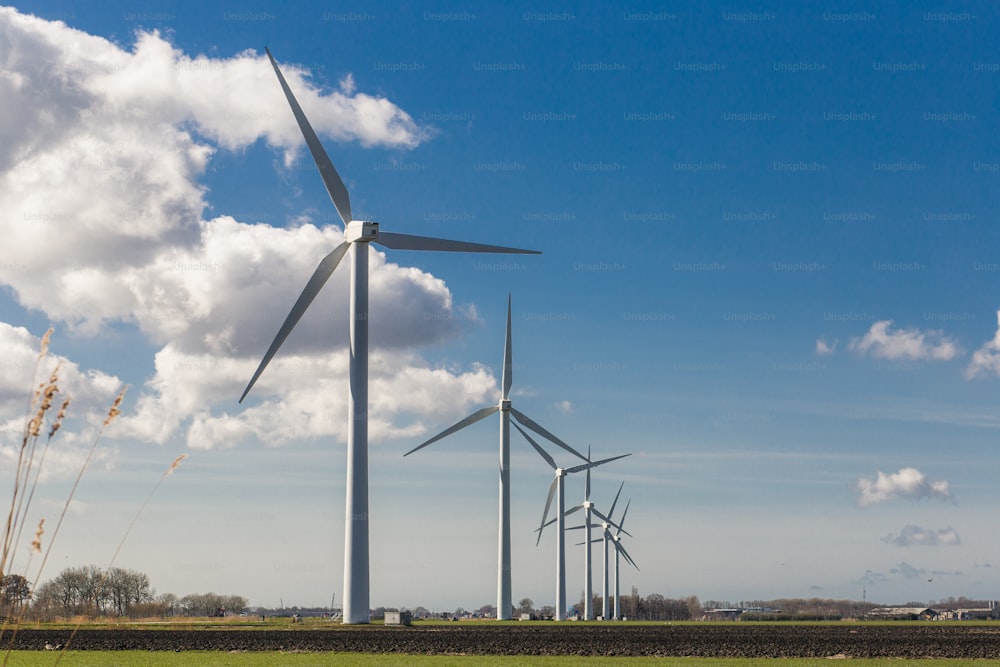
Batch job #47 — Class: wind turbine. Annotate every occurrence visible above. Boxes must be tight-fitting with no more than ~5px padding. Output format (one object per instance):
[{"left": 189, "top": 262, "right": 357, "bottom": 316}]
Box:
[
  {"left": 516, "top": 424, "right": 629, "bottom": 621},
  {"left": 567, "top": 478, "right": 625, "bottom": 619},
  {"left": 575, "top": 485, "right": 637, "bottom": 620},
  {"left": 240, "top": 49, "right": 540, "bottom": 624},
  {"left": 593, "top": 489, "right": 634, "bottom": 620},
  {"left": 404, "top": 295, "right": 584, "bottom": 620},
  {"left": 609, "top": 500, "right": 638, "bottom": 620}
]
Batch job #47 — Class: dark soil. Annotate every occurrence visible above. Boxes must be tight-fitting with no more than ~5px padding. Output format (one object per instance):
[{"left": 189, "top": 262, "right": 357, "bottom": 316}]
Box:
[{"left": 3, "top": 623, "right": 999, "bottom": 657}]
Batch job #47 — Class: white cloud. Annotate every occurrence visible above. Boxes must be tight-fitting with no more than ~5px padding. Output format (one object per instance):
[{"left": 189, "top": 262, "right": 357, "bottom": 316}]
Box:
[
  {"left": 881, "top": 525, "right": 960, "bottom": 547},
  {"left": 0, "top": 9, "right": 508, "bottom": 450},
  {"left": 855, "top": 466, "right": 952, "bottom": 507},
  {"left": 815, "top": 338, "right": 836, "bottom": 356},
  {"left": 0, "top": 9, "right": 431, "bottom": 333},
  {"left": 965, "top": 310, "right": 1000, "bottom": 379},
  {"left": 848, "top": 320, "right": 959, "bottom": 361},
  {"left": 142, "top": 348, "right": 499, "bottom": 450},
  {"left": 553, "top": 400, "right": 574, "bottom": 414}
]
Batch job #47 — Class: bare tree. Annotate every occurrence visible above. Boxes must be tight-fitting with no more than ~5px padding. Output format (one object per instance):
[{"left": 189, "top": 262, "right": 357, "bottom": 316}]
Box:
[{"left": 1, "top": 574, "right": 31, "bottom": 613}]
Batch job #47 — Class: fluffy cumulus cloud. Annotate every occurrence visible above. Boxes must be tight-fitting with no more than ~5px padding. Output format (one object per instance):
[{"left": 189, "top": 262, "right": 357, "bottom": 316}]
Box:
[
  {"left": 855, "top": 467, "right": 952, "bottom": 507},
  {"left": 848, "top": 321, "right": 960, "bottom": 361},
  {"left": 882, "top": 525, "right": 960, "bottom": 547},
  {"left": 0, "top": 9, "right": 499, "bottom": 450},
  {"left": 965, "top": 311, "right": 1000, "bottom": 379},
  {"left": 0, "top": 8, "right": 430, "bottom": 332}
]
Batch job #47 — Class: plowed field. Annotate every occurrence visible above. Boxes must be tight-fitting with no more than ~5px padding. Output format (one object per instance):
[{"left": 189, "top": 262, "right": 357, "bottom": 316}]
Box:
[{"left": 3, "top": 624, "right": 999, "bottom": 657}]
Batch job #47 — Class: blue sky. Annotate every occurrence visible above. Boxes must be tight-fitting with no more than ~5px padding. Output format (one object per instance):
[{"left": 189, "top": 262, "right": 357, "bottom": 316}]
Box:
[{"left": 1, "top": 1, "right": 999, "bottom": 612}]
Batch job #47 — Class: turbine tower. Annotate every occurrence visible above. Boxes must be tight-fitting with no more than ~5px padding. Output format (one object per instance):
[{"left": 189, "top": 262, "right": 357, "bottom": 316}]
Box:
[
  {"left": 517, "top": 425, "right": 629, "bottom": 621},
  {"left": 404, "top": 295, "right": 584, "bottom": 619},
  {"left": 240, "top": 49, "right": 539, "bottom": 624}
]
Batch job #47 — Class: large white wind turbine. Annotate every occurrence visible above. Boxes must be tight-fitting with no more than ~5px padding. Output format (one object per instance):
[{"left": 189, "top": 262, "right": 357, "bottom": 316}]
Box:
[
  {"left": 404, "top": 295, "right": 584, "bottom": 620},
  {"left": 239, "top": 49, "right": 539, "bottom": 624},
  {"left": 516, "top": 425, "right": 629, "bottom": 621}
]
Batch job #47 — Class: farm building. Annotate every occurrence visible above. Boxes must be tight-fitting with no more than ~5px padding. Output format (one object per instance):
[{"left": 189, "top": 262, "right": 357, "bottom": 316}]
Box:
[{"left": 867, "top": 607, "right": 937, "bottom": 620}]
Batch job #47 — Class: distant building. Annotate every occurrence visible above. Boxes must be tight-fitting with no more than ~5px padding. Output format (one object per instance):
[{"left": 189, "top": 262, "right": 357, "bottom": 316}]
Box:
[
  {"left": 867, "top": 607, "right": 937, "bottom": 620},
  {"left": 384, "top": 611, "right": 412, "bottom": 626},
  {"left": 953, "top": 608, "right": 996, "bottom": 620}
]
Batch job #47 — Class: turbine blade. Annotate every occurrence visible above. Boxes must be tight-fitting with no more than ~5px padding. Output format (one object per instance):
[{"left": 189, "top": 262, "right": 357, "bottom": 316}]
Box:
[
  {"left": 536, "top": 477, "right": 559, "bottom": 546},
  {"left": 509, "top": 408, "right": 586, "bottom": 461},
  {"left": 374, "top": 232, "right": 540, "bottom": 254},
  {"left": 615, "top": 500, "right": 631, "bottom": 538},
  {"left": 512, "top": 422, "right": 557, "bottom": 470},
  {"left": 265, "top": 48, "right": 352, "bottom": 226},
  {"left": 566, "top": 452, "right": 630, "bottom": 475},
  {"left": 535, "top": 516, "right": 558, "bottom": 532},
  {"left": 617, "top": 542, "right": 639, "bottom": 570},
  {"left": 607, "top": 481, "right": 625, "bottom": 521},
  {"left": 502, "top": 294, "right": 513, "bottom": 400},
  {"left": 403, "top": 405, "right": 499, "bottom": 456},
  {"left": 240, "top": 242, "right": 350, "bottom": 402}
]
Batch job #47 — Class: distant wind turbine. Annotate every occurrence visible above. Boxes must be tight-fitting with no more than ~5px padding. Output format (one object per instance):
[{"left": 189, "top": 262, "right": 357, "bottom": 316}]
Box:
[
  {"left": 240, "top": 49, "right": 540, "bottom": 624},
  {"left": 579, "top": 487, "right": 636, "bottom": 620},
  {"left": 609, "top": 499, "right": 638, "bottom": 620},
  {"left": 517, "top": 426, "right": 629, "bottom": 621},
  {"left": 568, "top": 478, "right": 626, "bottom": 619},
  {"left": 404, "top": 295, "right": 584, "bottom": 619}
]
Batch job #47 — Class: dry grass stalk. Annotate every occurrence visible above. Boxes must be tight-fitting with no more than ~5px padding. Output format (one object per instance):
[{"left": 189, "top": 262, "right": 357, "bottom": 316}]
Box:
[
  {"left": 49, "top": 399, "right": 70, "bottom": 438},
  {"left": 35, "top": 384, "right": 128, "bottom": 591},
  {"left": 2, "top": 349, "right": 61, "bottom": 583},
  {"left": 30, "top": 520, "right": 44, "bottom": 555},
  {"left": 103, "top": 388, "right": 126, "bottom": 427},
  {"left": 0, "top": 331, "right": 186, "bottom": 663},
  {"left": 166, "top": 453, "right": 187, "bottom": 477},
  {"left": 36, "top": 329, "right": 51, "bottom": 360}
]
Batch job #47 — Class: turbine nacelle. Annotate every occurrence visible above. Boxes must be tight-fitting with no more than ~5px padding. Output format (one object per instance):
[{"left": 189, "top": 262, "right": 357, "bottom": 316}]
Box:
[{"left": 344, "top": 220, "right": 380, "bottom": 243}]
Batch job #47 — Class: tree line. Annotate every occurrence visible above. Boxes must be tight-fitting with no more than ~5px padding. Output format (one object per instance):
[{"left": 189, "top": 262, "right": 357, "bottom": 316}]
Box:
[
  {"left": 393, "top": 591, "right": 1000, "bottom": 622},
  {"left": 3, "top": 566, "right": 247, "bottom": 620}
]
